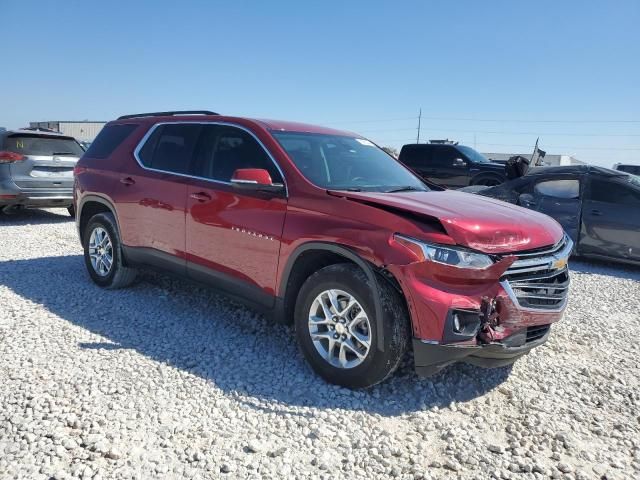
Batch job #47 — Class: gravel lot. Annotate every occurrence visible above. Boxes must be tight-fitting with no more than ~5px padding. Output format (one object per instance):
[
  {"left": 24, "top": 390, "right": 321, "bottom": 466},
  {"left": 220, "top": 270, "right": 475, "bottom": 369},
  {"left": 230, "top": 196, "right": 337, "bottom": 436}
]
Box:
[{"left": 1, "top": 208, "right": 639, "bottom": 480}]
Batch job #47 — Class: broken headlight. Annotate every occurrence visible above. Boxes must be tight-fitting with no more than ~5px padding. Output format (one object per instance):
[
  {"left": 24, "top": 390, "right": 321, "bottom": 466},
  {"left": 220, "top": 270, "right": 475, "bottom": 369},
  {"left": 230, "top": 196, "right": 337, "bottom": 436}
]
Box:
[{"left": 394, "top": 234, "right": 494, "bottom": 270}]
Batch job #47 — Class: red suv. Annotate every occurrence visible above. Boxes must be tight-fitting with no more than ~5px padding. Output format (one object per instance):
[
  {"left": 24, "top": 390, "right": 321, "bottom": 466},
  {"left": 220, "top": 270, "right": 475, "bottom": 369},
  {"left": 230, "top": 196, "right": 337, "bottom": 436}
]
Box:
[{"left": 74, "top": 111, "right": 572, "bottom": 388}]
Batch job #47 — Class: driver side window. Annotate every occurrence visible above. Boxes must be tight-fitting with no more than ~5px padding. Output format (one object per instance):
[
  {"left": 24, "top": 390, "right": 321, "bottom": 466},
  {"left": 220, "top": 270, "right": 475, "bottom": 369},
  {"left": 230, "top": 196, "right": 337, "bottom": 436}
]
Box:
[{"left": 193, "top": 125, "right": 283, "bottom": 183}]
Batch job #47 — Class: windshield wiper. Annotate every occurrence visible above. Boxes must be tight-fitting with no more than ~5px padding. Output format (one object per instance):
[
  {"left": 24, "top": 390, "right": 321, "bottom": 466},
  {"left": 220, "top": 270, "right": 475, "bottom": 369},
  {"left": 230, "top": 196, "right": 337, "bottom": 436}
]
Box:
[
  {"left": 385, "top": 186, "right": 422, "bottom": 193},
  {"left": 52, "top": 152, "right": 76, "bottom": 156}
]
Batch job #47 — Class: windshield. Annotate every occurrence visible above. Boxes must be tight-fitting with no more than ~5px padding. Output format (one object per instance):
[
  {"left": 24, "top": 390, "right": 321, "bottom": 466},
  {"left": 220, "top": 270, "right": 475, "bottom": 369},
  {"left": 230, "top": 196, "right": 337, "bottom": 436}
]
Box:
[
  {"left": 272, "top": 132, "right": 428, "bottom": 192},
  {"left": 624, "top": 173, "right": 640, "bottom": 188},
  {"left": 456, "top": 145, "right": 490, "bottom": 163},
  {"left": 5, "top": 134, "right": 84, "bottom": 156}
]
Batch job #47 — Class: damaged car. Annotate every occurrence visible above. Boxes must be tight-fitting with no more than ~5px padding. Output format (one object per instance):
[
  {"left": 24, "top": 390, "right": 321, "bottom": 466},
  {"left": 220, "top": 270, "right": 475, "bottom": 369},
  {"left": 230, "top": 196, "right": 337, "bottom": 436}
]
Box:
[
  {"left": 74, "top": 111, "right": 571, "bottom": 387},
  {"left": 461, "top": 165, "right": 640, "bottom": 266}
]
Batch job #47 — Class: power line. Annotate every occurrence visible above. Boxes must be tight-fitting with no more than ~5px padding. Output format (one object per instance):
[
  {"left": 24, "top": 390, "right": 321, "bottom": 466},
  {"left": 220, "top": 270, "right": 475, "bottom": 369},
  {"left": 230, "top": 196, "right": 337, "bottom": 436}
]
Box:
[
  {"left": 355, "top": 126, "right": 640, "bottom": 137},
  {"left": 323, "top": 114, "right": 640, "bottom": 125},
  {"left": 368, "top": 136, "right": 640, "bottom": 151}
]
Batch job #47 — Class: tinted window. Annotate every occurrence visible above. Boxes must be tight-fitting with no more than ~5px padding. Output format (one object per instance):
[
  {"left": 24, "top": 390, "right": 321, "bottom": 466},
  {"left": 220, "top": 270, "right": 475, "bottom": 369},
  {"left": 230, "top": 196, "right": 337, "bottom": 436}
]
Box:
[
  {"left": 399, "top": 145, "right": 430, "bottom": 168},
  {"left": 534, "top": 179, "right": 580, "bottom": 199},
  {"left": 4, "top": 134, "right": 84, "bottom": 156},
  {"left": 455, "top": 145, "right": 489, "bottom": 163},
  {"left": 273, "top": 132, "right": 426, "bottom": 192},
  {"left": 589, "top": 179, "right": 640, "bottom": 205},
  {"left": 194, "top": 125, "right": 282, "bottom": 183},
  {"left": 84, "top": 124, "right": 137, "bottom": 159},
  {"left": 617, "top": 165, "right": 640, "bottom": 175},
  {"left": 432, "top": 146, "right": 462, "bottom": 167},
  {"left": 138, "top": 124, "right": 201, "bottom": 174}
]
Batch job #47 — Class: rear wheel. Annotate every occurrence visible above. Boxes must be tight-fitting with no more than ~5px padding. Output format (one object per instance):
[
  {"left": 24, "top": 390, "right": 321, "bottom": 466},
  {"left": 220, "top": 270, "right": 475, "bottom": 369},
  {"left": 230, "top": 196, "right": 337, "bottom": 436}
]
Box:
[
  {"left": 83, "top": 212, "right": 137, "bottom": 289},
  {"left": 294, "top": 264, "right": 409, "bottom": 388}
]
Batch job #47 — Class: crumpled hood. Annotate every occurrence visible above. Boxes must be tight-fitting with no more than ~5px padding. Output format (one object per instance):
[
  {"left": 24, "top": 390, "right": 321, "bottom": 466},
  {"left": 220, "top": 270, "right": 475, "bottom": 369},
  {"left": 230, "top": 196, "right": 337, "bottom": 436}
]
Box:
[{"left": 331, "top": 189, "right": 564, "bottom": 254}]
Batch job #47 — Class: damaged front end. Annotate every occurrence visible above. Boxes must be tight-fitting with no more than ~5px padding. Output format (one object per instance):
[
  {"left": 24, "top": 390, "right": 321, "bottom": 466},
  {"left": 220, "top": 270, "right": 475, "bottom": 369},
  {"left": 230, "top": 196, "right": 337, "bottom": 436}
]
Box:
[{"left": 387, "top": 234, "right": 573, "bottom": 377}]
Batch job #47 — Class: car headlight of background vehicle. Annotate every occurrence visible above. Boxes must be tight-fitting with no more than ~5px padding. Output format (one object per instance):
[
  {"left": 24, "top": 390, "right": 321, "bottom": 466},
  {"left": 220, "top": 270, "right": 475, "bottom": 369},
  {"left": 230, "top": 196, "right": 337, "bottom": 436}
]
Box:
[{"left": 393, "top": 234, "right": 494, "bottom": 269}]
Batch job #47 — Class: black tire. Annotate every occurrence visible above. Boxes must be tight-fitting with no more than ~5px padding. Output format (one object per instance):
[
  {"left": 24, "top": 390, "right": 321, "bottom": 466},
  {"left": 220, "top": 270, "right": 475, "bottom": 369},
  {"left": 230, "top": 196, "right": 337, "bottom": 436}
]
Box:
[
  {"left": 471, "top": 175, "right": 502, "bottom": 187},
  {"left": 294, "top": 263, "right": 409, "bottom": 388},
  {"left": 83, "top": 212, "right": 137, "bottom": 289},
  {"left": 67, "top": 205, "right": 75, "bottom": 218}
]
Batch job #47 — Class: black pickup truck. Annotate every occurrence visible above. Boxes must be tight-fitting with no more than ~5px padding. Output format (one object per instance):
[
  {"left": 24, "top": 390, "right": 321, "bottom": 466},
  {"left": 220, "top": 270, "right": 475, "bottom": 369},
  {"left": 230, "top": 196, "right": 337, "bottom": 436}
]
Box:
[{"left": 398, "top": 142, "right": 527, "bottom": 188}]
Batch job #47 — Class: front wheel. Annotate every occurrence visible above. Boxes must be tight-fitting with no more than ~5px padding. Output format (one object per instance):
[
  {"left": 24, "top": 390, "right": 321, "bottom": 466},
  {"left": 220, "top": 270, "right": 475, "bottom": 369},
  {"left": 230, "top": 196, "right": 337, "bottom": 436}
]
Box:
[
  {"left": 294, "top": 264, "right": 409, "bottom": 388},
  {"left": 83, "top": 212, "right": 137, "bottom": 289}
]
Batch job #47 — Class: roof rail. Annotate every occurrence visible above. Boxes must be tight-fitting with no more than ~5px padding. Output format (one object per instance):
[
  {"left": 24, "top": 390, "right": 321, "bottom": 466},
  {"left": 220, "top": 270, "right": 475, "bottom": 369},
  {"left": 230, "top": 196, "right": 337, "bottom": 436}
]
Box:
[{"left": 117, "top": 110, "right": 219, "bottom": 120}]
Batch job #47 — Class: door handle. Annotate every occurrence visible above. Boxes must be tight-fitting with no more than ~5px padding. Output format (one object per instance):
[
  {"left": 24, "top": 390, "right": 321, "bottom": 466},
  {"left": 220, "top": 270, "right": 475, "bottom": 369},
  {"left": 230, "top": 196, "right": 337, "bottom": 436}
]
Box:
[
  {"left": 190, "top": 191, "right": 212, "bottom": 202},
  {"left": 120, "top": 177, "right": 135, "bottom": 186},
  {"left": 590, "top": 209, "right": 603, "bottom": 216}
]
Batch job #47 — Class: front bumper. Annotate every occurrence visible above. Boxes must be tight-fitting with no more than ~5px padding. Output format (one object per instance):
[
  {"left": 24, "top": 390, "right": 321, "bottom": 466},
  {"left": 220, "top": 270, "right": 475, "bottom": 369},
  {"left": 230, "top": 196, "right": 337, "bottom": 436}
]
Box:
[
  {"left": 413, "top": 325, "right": 551, "bottom": 376},
  {"left": 387, "top": 236, "right": 572, "bottom": 375}
]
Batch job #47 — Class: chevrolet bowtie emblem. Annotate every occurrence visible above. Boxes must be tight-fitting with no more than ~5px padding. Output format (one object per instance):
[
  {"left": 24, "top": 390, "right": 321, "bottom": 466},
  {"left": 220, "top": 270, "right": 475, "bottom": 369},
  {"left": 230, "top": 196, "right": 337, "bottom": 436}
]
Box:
[{"left": 552, "top": 257, "right": 568, "bottom": 270}]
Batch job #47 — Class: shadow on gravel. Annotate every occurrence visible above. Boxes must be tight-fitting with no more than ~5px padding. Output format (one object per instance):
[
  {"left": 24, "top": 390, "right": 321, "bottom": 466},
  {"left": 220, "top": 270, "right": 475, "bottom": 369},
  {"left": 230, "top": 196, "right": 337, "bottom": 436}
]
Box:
[
  {"left": 570, "top": 258, "right": 640, "bottom": 282},
  {"left": 0, "top": 208, "right": 72, "bottom": 225},
  {"left": 1, "top": 254, "right": 513, "bottom": 416}
]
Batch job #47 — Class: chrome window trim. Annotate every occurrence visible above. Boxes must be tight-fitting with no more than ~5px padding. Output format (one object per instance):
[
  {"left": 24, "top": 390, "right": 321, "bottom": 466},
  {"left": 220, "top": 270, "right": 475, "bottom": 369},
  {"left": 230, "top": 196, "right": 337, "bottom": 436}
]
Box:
[{"left": 132, "top": 121, "right": 288, "bottom": 197}]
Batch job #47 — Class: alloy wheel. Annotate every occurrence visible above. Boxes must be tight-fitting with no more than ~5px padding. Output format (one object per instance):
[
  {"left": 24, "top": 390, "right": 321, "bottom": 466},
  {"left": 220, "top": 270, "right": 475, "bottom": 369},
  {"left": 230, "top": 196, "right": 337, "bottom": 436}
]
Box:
[
  {"left": 88, "top": 227, "right": 113, "bottom": 277},
  {"left": 308, "top": 289, "right": 372, "bottom": 369}
]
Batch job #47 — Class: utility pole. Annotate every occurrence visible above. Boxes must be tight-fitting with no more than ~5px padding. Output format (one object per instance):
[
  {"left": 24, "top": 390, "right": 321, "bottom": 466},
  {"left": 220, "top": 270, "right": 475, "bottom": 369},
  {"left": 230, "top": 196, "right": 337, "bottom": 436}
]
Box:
[{"left": 416, "top": 108, "right": 422, "bottom": 144}]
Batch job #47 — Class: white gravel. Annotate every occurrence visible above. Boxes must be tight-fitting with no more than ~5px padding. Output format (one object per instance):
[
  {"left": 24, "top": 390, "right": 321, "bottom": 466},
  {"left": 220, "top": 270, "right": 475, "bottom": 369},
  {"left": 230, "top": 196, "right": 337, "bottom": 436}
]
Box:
[{"left": 0, "top": 208, "right": 639, "bottom": 480}]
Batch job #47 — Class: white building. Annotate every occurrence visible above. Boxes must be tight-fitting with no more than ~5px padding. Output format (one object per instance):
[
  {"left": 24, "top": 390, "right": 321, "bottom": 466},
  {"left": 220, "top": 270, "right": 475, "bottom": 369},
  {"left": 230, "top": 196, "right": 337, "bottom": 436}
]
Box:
[
  {"left": 29, "top": 121, "right": 106, "bottom": 142},
  {"left": 482, "top": 152, "right": 585, "bottom": 166}
]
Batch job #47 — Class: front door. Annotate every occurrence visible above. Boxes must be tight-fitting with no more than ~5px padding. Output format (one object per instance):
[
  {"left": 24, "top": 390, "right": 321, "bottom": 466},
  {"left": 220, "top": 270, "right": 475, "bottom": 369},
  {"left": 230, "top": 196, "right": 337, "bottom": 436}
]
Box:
[
  {"left": 580, "top": 176, "right": 640, "bottom": 261},
  {"left": 185, "top": 124, "right": 287, "bottom": 305}
]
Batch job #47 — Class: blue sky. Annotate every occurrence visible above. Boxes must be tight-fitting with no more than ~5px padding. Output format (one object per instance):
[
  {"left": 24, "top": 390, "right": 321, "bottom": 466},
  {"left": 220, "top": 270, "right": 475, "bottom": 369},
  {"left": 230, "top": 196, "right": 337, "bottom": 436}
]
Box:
[{"left": 1, "top": 0, "right": 639, "bottom": 166}]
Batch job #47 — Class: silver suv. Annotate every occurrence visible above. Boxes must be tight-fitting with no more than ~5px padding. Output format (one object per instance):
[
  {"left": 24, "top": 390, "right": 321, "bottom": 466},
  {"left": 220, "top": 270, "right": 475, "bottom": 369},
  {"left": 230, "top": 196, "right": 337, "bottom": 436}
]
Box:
[{"left": 0, "top": 127, "right": 84, "bottom": 215}]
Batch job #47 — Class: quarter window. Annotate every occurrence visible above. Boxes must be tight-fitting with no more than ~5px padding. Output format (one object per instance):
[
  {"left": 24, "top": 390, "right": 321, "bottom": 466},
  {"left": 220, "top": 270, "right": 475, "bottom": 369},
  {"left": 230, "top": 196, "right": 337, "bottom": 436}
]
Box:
[
  {"left": 138, "top": 123, "right": 202, "bottom": 174},
  {"left": 533, "top": 179, "right": 580, "bottom": 199},
  {"left": 84, "top": 124, "right": 138, "bottom": 159}
]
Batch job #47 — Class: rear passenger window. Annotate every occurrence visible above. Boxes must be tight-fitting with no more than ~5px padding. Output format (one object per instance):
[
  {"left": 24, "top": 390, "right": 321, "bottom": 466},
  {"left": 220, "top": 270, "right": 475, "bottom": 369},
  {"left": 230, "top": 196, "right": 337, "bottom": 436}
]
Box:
[
  {"left": 400, "top": 146, "right": 430, "bottom": 169},
  {"left": 137, "top": 124, "right": 201, "bottom": 174},
  {"left": 84, "top": 124, "right": 138, "bottom": 159},
  {"left": 534, "top": 179, "right": 580, "bottom": 199},
  {"left": 589, "top": 179, "right": 640, "bottom": 205}
]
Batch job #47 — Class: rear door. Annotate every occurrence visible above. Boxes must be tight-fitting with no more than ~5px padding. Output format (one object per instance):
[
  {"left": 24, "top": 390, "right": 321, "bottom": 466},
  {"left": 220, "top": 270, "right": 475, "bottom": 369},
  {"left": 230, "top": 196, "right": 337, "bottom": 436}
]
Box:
[
  {"left": 580, "top": 176, "right": 640, "bottom": 261},
  {"left": 114, "top": 123, "right": 201, "bottom": 272},
  {"left": 3, "top": 133, "right": 84, "bottom": 190},
  {"left": 185, "top": 124, "right": 287, "bottom": 304}
]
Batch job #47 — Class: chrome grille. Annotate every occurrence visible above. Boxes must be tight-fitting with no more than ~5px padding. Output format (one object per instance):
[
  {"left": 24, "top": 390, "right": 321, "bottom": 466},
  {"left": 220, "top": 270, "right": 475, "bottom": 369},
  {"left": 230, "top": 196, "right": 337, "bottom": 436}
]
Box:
[{"left": 502, "top": 235, "right": 572, "bottom": 311}]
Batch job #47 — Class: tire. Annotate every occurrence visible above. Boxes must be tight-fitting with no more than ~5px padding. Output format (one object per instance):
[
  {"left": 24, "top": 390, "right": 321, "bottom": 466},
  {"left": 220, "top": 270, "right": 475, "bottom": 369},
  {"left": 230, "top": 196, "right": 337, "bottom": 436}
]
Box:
[
  {"left": 294, "top": 263, "right": 409, "bottom": 388},
  {"left": 67, "top": 205, "right": 75, "bottom": 218},
  {"left": 83, "top": 212, "right": 137, "bottom": 289},
  {"left": 471, "top": 175, "right": 502, "bottom": 187}
]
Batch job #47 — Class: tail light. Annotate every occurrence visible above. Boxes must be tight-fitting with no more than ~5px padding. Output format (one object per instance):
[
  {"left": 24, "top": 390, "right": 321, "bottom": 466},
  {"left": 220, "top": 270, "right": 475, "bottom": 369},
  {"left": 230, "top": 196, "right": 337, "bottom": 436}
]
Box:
[
  {"left": 73, "top": 165, "right": 88, "bottom": 176},
  {"left": 0, "top": 151, "right": 26, "bottom": 163}
]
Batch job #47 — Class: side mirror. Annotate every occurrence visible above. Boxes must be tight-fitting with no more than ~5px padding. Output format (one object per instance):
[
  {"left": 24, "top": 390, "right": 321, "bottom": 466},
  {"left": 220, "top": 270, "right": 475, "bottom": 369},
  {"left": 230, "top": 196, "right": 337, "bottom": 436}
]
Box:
[
  {"left": 453, "top": 158, "right": 467, "bottom": 167},
  {"left": 519, "top": 193, "right": 536, "bottom": 208},
  {"left": 230, "top": 168, "right": 285, "bottom": 194}
]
